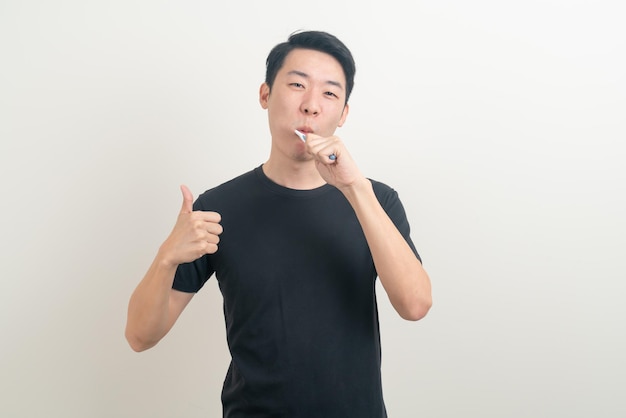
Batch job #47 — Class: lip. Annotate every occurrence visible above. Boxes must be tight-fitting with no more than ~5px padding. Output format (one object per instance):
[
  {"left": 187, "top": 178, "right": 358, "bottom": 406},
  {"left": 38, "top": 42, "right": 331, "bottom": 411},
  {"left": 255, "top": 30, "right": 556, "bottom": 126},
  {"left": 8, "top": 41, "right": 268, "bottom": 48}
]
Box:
[{"left": 296, "top": 126, "right": 314, "bottom": 134}]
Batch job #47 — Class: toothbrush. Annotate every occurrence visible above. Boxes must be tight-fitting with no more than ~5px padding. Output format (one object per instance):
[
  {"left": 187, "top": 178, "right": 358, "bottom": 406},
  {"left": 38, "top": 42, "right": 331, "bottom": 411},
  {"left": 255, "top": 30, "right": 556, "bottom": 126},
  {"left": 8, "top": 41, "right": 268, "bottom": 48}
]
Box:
[{"left": 294, "top": 129, "right": 336, "bottom": 161}]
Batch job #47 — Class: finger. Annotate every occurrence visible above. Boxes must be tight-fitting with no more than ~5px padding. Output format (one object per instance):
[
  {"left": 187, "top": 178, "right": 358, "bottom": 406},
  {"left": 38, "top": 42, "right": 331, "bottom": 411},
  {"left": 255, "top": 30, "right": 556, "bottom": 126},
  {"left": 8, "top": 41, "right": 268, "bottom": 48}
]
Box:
[
  {"left": 180, "top": 184, "right": 194, "bottom": 214},
  {"left": 193, "top": 217, "right": 223, "bottom": 234},
  {"left": 319, "top": 144, "right": 338, "bottom": 162},
  {"left": 190, "top": 210, "right": 222, "bottom": 224},
  {"left": 204, "top": 232, "right": 221, "bottom": 245},
  {"left": 324, "top": 152, "right": 337, "bottom": 163},
  {"left": 313, "top": 149, "right": 338, "bottom": 164},
  {"left": 205, "top": 211, "right": 222, "bottom": 224},
  {"left": 203, "top": 242, "right": 219, "bottom": 255},
  {"left": 205, "top": 222, "right": 223, "bottom": 236},
  {"left": 308, "top": 138, "right": 339, "bottom": 163}
]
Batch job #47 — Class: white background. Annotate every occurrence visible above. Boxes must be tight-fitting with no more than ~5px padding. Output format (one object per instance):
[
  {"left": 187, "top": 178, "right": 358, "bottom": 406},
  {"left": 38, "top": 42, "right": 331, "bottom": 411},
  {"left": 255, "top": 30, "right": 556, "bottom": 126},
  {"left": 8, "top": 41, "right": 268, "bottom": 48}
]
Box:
[{"left": 1, "top": 1, "right": 624, "bottom": 417}]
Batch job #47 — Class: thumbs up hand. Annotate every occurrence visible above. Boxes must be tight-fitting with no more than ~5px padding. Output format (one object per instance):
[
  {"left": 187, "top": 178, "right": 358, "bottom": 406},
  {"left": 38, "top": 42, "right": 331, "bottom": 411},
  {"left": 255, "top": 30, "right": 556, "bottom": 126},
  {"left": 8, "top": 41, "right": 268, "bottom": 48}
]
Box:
[{"left": 159, "top": 185, "right": 223, "bottom": 267}]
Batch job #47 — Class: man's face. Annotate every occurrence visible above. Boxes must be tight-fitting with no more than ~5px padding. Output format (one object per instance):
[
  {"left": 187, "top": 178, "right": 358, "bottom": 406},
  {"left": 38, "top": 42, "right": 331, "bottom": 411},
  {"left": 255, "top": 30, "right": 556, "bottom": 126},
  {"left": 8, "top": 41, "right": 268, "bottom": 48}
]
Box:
[{"left": 260, "top": 48, "right": 349, "bottom": 161}]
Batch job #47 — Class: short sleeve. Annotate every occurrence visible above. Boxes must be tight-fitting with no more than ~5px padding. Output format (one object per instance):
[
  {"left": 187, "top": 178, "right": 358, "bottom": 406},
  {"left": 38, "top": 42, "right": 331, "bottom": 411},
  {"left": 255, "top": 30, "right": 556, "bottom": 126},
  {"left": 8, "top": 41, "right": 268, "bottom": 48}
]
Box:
[
  {"left": 172, "top": 254, "right": 214, "bottom": 293},
  {"left": 371, "top": 180, "right": 421, "bottom": 263}
]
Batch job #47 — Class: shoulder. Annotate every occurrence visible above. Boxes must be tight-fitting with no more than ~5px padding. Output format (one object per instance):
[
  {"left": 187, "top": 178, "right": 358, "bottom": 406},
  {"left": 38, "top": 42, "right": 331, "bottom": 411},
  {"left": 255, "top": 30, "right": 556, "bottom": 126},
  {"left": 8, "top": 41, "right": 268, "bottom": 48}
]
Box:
[
  {"left": 368, "top": 178, "right": 400, "bottom": 206},
  {"left": 193, "top": 167, "right": 260, "bottom": 210}
]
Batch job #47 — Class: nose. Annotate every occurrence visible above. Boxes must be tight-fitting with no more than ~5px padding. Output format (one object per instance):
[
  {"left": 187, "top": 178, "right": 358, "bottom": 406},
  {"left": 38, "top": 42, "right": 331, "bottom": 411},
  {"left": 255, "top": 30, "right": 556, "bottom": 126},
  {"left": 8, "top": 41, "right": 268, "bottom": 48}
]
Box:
[{"left": 301, "top": 93, "right": 320, "bottom": 116}]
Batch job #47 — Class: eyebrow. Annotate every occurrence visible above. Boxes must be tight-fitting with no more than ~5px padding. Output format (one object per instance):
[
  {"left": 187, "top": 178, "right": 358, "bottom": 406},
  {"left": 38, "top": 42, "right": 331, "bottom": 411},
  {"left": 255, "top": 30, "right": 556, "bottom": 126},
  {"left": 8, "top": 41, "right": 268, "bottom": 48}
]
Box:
[{"left": 287, "top": 70, "right": 344, "bottom": 91}]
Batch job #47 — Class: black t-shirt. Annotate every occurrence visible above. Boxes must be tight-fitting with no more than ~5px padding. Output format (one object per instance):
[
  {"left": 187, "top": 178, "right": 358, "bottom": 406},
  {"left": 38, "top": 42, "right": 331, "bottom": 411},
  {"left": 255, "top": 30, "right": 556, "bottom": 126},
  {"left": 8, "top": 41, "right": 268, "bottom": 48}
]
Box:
[{"left": 173, "top": 165, "right": 419, "bottom": 418}]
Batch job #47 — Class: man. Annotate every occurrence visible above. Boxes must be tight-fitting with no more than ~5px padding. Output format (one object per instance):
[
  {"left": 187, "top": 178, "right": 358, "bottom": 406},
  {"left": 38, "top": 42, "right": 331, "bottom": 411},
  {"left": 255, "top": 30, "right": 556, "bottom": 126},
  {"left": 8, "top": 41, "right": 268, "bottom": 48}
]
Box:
[{"left": 126, "top": 30, "right": 432, "bottom": 417}]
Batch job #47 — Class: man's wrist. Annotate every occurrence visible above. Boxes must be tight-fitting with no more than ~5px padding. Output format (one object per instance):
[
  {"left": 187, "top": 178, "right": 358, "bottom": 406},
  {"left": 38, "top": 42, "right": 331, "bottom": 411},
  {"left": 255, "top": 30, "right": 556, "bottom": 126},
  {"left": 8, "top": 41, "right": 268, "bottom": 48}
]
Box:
[
  {"left": 156, "top": 245, "right": 180, "bottom": 272},
  {"left": 339, "top": 176, "right": 373, "bottom": 202}
]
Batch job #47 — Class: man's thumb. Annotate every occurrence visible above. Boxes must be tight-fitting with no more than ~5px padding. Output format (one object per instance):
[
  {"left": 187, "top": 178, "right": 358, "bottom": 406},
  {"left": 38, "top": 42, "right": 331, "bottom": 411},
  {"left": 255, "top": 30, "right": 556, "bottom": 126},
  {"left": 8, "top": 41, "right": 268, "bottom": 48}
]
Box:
[{"left": 180, "top": 185, "right": 194, "bottom": 214}]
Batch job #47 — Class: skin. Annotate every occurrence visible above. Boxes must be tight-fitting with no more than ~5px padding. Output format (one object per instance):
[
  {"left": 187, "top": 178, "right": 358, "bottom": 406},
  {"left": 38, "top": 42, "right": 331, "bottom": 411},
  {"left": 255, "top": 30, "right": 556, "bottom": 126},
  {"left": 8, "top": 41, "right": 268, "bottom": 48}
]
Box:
[{"left": 125, "top": 47, "right": 432, "bottom": 353}]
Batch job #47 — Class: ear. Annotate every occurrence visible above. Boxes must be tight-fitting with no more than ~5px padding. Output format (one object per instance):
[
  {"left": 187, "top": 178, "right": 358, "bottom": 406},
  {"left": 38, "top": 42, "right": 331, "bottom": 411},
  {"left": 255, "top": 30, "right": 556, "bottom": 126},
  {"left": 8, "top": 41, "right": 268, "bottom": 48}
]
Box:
[
  {"left": 337, "top": 103, "right": 349, "bottom": 127},
  {"left": 259, "top": 83, "right": 270, "bottom": 109}
]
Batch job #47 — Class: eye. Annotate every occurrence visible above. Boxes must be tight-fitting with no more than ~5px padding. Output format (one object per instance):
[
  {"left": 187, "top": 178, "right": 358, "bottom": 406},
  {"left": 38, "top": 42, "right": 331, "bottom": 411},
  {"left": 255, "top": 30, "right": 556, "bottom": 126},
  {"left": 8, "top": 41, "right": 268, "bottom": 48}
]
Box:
[
  {"left": 290, "top": 82, "right": 304, "bottom": 88},
  {"left": 324, "top": 91, "right": 339, "bottom": 98}
]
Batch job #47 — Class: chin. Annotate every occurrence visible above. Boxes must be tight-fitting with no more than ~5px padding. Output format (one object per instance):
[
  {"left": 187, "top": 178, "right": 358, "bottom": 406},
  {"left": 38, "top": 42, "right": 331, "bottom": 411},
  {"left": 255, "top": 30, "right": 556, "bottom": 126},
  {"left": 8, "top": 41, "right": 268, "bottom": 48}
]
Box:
[
  {"left": 289, "top": 148, "right": 311, "bottom": 162},
  {"left": 292, "top": 153, "right": 311, "bottom": 162}
]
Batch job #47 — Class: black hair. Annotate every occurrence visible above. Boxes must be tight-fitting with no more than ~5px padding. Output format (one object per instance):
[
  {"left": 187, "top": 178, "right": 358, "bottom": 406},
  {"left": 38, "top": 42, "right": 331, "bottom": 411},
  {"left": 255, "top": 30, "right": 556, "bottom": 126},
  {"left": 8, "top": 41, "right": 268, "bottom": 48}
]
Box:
[{"left": 265, "top": 31, "right": 356, "bottom": 104}]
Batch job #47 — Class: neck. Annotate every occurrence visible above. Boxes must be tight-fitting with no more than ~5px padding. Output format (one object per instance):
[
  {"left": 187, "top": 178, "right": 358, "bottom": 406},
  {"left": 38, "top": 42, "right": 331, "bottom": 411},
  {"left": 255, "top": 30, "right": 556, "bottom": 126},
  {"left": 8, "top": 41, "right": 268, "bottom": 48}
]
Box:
[{"left": 262, "top": 156, "right": 327, "bottom": 190}]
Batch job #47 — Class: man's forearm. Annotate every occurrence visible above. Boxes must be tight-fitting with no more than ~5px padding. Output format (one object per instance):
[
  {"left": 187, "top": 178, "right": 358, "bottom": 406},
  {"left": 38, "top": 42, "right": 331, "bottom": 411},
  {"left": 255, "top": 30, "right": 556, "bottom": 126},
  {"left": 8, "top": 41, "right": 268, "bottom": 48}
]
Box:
[
  {"left": 341, "top": 178, "right": 432, "bottom": 320},
  {"left": 125, "top": 255, "right": 180, "bottom": 351}
]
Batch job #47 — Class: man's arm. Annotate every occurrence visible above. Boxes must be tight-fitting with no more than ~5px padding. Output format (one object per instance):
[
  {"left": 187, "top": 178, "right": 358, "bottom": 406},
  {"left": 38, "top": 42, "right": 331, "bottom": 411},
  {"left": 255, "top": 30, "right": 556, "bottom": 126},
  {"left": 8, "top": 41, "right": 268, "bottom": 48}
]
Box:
[
  {"left": 306, "top": 134, "right": 432, "bottom": 320},
  {"left": 125, "top": 260, "right": 194, "bottom": 352},
  {"left": 340, "top": 178, "right": 432, "bottom": 320},
  {"left": 125, "top": 185, "right": 222, "bottom": 351}
]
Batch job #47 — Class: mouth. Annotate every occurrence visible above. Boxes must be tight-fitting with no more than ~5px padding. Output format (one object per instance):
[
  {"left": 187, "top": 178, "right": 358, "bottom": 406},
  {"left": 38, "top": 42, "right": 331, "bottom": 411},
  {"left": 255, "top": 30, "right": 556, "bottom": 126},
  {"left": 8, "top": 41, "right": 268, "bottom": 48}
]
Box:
[
  {"left": 294, "top": 129, "right": 307, "bottom": 142},
  {"left": 295, "top": 126, "right": 314, "bottom": 134}
]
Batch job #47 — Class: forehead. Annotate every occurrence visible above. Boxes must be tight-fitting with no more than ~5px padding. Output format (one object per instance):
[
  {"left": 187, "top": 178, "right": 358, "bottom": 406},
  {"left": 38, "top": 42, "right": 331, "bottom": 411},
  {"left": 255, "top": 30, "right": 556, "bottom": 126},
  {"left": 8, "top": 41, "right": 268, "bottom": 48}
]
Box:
[{"left": 279, "top": 48, "right": 346, "bottom": 86}]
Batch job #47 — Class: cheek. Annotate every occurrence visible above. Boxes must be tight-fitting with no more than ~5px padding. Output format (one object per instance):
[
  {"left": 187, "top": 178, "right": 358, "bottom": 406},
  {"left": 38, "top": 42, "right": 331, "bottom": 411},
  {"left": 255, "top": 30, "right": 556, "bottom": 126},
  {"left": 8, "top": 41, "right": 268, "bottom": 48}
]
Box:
[
  {"left": 269, "top": 97, "right": 295, "bottom": 115},
  {"left": 332, "top": 109, "right": 346, "bottom": 126}
]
